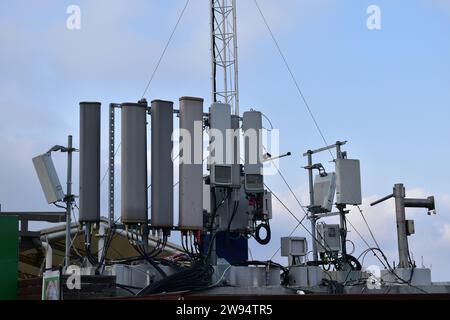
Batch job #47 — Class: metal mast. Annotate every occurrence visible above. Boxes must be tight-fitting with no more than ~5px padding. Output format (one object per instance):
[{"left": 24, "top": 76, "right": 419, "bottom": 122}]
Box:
[{"left": 210, "top": 0, "right": 240, "bottom": 116}]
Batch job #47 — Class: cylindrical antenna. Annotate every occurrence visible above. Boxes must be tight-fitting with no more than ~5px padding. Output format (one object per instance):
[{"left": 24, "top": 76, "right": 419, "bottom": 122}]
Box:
[
  {"left": 79, "top": 102, "right": 101, "bottom": 223},
  {"left": 151, "top": 99, "right": 174, "bottom": 229},
  {"left": 178, "top": 97, "right": 204, "bottom": 231},
  {"left": 121, "top": 102, "right": 148, "bottom": 224}
]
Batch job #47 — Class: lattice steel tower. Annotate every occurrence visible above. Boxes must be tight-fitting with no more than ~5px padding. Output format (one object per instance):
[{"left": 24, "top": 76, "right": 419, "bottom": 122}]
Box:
[{"left": 210, "top": 0, "right": 240, "bottom": 116}]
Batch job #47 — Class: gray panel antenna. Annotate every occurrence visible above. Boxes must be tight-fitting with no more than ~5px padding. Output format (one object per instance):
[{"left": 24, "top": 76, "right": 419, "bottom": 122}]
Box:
[
  {"left": 32, "top": 153, "right": 65, "bottom": 204},
  {"left": 179, "top": 97, "right": 204, "bottom": 230},
  {"left": 121, "top": 102, "right": 148, "bottom": 224},
  {"left": 79, "top": 102, "right": 101, "bottom": 223},
  {"left": 151, "top": 100, "right": 174, "bottom": 228}
]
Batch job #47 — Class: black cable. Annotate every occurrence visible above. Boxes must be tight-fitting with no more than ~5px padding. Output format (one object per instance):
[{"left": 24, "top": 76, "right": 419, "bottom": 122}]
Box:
[
  {"left": 253, "top": 0, "right": 334, "bottom": 160},
  {"left": 144, "top": 254, "right": 167, "bottom": 279},
  {"left": 84, "top": 224, "right": 98, "bottom": 266},
  {"left": 183, "top": 232, "right": 194, "bottom": 258},
  {"left": 354, "top": 247, "right": 427, "bottom": 293},
  {"left": 356, "top": 205, "right": 383, "bottom": 252},
  {"left": 346, "top": 218, "right": 388, "bottom": 269},
  {"left": 262, "top": 147, "right": 307, "bottom": 217},
  {"left": 204, "top": 231, "right": 219, "bottom": 261},
  {"left": 265, "top": 184, "right": 336, "bottom": 255},
  {"left": 96, "top": 227, "right": 116, "bottom": 273},
  {"left": 226, "top": 200, "right": 239, "bottom": 232},
  {"left": 181, "top": 232, "right": 187, "bottom": 253},
  {"left": 141, "top": 230, "right": 167, "bottom": 276},
  {"left": 116, "top": 283, "right": 145, "bottom": 295},
  {"left": 125, "top": 225, "right": 167, "bottom": 279},
  {"left": 269, "top": 221, "right": 302, "bottom": 260},
  {"left": 53, "top": 203, "right": 67, "bottom": 210},
  {"left": 189, "top": 233, "right": 195, "bottom": 257},
  {"left": 254, "top": 222, "right": 271, "bottom": 245},
  {"left": 203, "top": 188, "right": 230, "bottom": 261},
  {"left": 137, "top": 262, "right": 213, "bottom": 296},
  {"left": 193, "top": 232, "right": 200, "bottom": 255},
  {"left": 141, "top": 0, "right": 191, "bottom": 98}
]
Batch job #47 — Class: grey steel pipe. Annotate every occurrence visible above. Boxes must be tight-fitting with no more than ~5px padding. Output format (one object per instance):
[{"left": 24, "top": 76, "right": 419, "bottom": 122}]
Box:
[
  {"left": 79, "top": 102, "right": 101, "bottom": 223},
  {"left": 307, "top": 151, "right": 318, "bottom": 262},
  {"left": 64, "top": 135, "right": 73, "bottom": 272},
  {"left": 370, "top": 194, "right": 393, "bottom": 207},
  {"left": 394, "top": 183, "right": 410, "bottom": 268},
  {"left": 121, "top": 102, "right": 148, "bottom": 224},
  {"left": 404, "top": 197, "right": 435, "bottom": 210}
]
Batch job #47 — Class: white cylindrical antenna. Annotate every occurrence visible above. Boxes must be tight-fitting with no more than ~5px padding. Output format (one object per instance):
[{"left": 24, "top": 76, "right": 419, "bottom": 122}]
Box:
[
  {"left": 151, "top": 100, "right": 174, "bottom": 229},
  {"left": 79, "top": 102, "right": 101, "bottom": 223},
  {"left": 121, "top": 102, "right": 148, "bottom": 224},
  {"left": 178, "top": 97, "right": 204, "bottom": 231}
]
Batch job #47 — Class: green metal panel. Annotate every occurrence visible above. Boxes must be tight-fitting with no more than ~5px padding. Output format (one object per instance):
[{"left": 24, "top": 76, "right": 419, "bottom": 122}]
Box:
[{"left": 0, "top": 215, "right": 19, "bottom": 300}]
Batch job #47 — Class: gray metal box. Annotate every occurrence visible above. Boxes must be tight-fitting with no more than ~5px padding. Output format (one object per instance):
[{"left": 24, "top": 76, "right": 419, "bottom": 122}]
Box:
[
  {"left": 209, "top": 103, "right": 233, "bottom": 187},
  {"left": 317, "top": 224, "right": 341, "bottom": 253},
  {"left": 109, "top": 263, "right": 167, "bottom": 288},
  {"left": 231, "top": 180, "right": 252, "bottom": 231},
  {"left": 281, "top": 237, "right": 307, "bottom": 257},
  {"left": 245, "top": 174, "right": 263, "bottom": 192},
  {"left": 209, "top": 103, "right": 231, "bottom": 166},
  {"left": 288, "top": 266, "right": 324, "bottom": 287},
  {"left": 263, "top": 190, "right": 272, "bottom": 220},
  {"left": 211, "top": 165, "right": 232, "bottom": 186},
  {"left": 313, "top": 173, "right": 336, "bottom": 212},
  {"left": 243, "top": 111, "right": 263, "bottom": 192},
  {"left": 406, "top": 219, "right": 415, "bottom": 236},
  {"left": 215, "top": 188, "right": 233, "bottom": 231},
  {"left": 32, "top": 153, "right": 65, "bottom": 204},
  {"left": 335, "top": 159, "right": 362, "bottom": 205},
  {"left": 381, "top": 268, "right": 431, "bottom": 286},
  {"left": 220, "top": 176, "right": 251, "bottom": 232},
  {"left": 203, "top": 178, "right": 211, "bottom": 213},
  {"left": 229, "top": 266, "right": 281, "bottom": 287}
]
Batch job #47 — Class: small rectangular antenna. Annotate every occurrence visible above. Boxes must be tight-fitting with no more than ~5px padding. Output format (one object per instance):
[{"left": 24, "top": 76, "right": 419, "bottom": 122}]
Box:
[
  {"left": 32, "top": 153, "right": 65, "bottom": 204},
  {"left": 313, "top": 173, "right": 336, "bottom": 212},
  {"left": 243, "top": 110, "right": 263, "bottom": 192},
  {"left": 209, "top": 102, "right": 232, "bottom": 187},
  {"left": 335, "top": 159, "right": 362, "bottom": 205}
]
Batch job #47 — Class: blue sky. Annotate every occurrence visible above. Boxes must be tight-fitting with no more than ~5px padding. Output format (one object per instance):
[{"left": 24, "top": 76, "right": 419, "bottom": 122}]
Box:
[{"left": 1, "top": 1, "right": 449, "bottom": 280}]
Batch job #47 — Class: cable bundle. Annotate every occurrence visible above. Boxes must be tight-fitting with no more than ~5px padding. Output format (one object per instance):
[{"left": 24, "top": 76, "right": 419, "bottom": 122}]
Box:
[
  {"left": 181, "top": 231, "right": 201, "bottom": 260},
  {"left": 136, "top": 262, "right": 214, "bottom": 296}
]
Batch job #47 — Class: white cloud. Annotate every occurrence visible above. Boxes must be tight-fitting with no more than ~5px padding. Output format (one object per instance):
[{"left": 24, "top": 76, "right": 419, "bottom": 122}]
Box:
[
  {"left": 441, "top": 193, "right": 450, "bottom": 209},
  {"left": 440, "top": 224, "right": 450, "bottom": 243}
]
